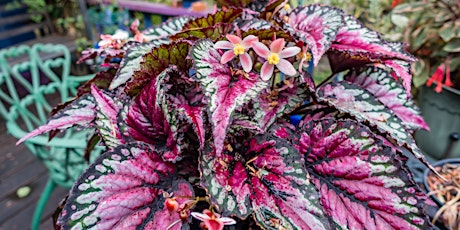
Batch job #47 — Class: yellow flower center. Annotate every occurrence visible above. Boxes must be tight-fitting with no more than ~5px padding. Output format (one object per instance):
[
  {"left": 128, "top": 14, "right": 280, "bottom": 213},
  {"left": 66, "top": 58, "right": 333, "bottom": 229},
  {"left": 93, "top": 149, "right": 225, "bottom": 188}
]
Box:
[
  {"left": 268, "top": 53, "right": 280, "bottom": 65},
  {"left": 284, "top": 4, "right": 291, "bottom": 11},
  {"left": 233, "top": 44, "right": 245, "bottom": 55}
]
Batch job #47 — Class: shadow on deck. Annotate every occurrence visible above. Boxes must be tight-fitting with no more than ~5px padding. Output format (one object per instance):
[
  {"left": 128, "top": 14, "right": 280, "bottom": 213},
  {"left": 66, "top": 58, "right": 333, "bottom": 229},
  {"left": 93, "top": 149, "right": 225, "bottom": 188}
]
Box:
[{"left": 0, "top": 119, "right": 69, "bottom": 229}]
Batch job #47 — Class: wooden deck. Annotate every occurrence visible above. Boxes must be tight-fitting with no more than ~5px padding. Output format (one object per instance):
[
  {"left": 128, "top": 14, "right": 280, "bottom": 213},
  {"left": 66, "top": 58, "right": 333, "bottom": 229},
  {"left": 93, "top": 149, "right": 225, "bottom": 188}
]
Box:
[{"left": 0, "top": 119, "right": 69, "bottom": 230}]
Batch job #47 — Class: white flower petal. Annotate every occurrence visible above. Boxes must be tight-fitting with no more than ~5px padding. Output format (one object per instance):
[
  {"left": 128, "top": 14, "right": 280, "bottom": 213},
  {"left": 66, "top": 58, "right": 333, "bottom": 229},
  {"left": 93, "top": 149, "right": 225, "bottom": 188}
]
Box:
[
  {"left": 261, "top": 61, "right": 274, "bottom": 81},
  {"left": 219, "top": 217, "right": 237, "bottom": 225},
  {"left": 214, "top": 41, "right": 234, "bottom": 50},
  {"left": 270, "top": 38, "right": 285, "bottom": 53},
  {"left": 277, "top": 58, "right": 297, "bottom": 76},
  {"left": 239, "top": 52, "right": 253, "bottom": 72},
  {"left": 252, "top": 42, "right": 271, "bottom": 58},
  {"left": 241, "top": 35, "right": 258, "bottom": 48},
  {"left": 226, "top": 34, "right": 242, "bottom": 44},
  {"left": 221, "top": 50, "right": 235, "bottom": 64},
  {"left": 191, "top": 212, "right": 211, "bottom": 221},
  {"left": 279, "top": 46, "right": 301, "bottom": 58}
]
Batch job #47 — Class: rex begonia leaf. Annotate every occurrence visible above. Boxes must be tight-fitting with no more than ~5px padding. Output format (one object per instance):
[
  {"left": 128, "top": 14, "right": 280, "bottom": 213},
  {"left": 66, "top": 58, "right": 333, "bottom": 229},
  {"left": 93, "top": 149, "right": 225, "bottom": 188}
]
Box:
[
  {"left": 110, "top": 40, "right": 169, "bottom": 90},
  {"left": 297, "top": 118, "right": 433, "bottom": 229},
  {"left": 328, "top": 15, "right": 416, "bottom": 96},
  {"left": 246, "top": 80, "right": 309, "bottom": 131},
  {"left": 214, "top": 0, "right": 252, "bottom": 8},
  {"left": 182, "top": 8, "right": 242, "bottom": 30},
  {"left": 125, "top": 71, "right": 182, "bottom": 162},
  {"left": 57, "top": 143, "right": 194, "bottom": 229},
  {"left": 17, "top": 93, "right": 96, "bottom": 144},
  {"left": 156, "top": 67, "right": 206, "bottom": 151},
  {"left": 91, "top": 85, "right": 126, "bottom": 149},
  {"left": 192, "top": 39, "right": 268, "bottom": 156},
  {"left": 77, "top": 68, "right": 117, "bottom": 96},
  {"left": 236, "top": 18, "right": 271, "bottom": 31},
  {"left": 241, "top": 27, "right": 295, "bottom": 43},
  {"left": 345, "top": 66, "right": 428, "bottom": 130},
  {"left": 286, "top": 4, "right": 344, "bottom": 66},
  {"left": 383, "top": 59, "right": 414, "bottom": 97},
  {"left": 142, "top": 16, "right": 191, "bottom": 41},
  {"left": 317, "top": 82, "right": 433, "bottom": 171},
  {"left": 126, "top": 41, "right": 191, "bottom": 96},
  {"left": 171, "top": 23, "right": 234, "bottom": 41},
  {"left": 199, "top": 128, "right": 328, "bottom": 229}
]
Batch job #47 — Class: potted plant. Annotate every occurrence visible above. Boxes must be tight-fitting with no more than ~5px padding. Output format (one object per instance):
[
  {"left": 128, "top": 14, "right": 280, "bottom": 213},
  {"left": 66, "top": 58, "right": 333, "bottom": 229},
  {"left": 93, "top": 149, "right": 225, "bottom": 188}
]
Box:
[
  {"left": 390, "top": 0, "right": 460, "bottom": 159},
  {"left": 424, "top": 158, "right": 460, "bottom": 229},
  {"left": 20, "top": 0, "right": 440, "bottom": 229}
]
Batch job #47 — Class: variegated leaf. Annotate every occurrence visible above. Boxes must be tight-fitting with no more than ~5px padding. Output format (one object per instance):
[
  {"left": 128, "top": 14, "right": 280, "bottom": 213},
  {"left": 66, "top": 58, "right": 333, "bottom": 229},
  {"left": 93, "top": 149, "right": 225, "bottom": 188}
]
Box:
[
  {"left": 297, "top": 118, "right": 433, "bottom": 229},
  {"left": 329, "top": 15, "right": 416, "bottom": 96},
  {"left": 58, "top": 143, "right": 194, "bottom": 229},
  {"left": 17, "top": 93, "right": 96, "bottom": 144},
  {"left": 143, "top": 16, "right": 191, "bottom": 41},
  {"left": 91, "top": 85, "right": 126, "bottom": 149},
  {"left": 383, "top": 59, "right": 414, "bottom": 97},
  {"left": 77, "top": 68, "right": 117, "bottom": 96},
  {"left": 214, "top": 0, "right": 252, "bottom": 8},
  {"left": 110, "top": 40, "right": 169, "bottom": 90},
  {"left": 199, "top": 128, "right": 328, "bottom": 229},
  {"left": 156, "top": 67, "right": 206, "bottom": 151},
  {"left": 182, "top": 8, "right": 242, "bottom": 30},
  {"left": 171, "top": 23, "right": 234, "bottom": 41},
  {"left": 317, "top": 82, "right": 433, "bottom": 172},
  {"left": 345, "top": 66, "right": 428, "bottom": 130},
  {"left": 286, "top": 4, "right": 344, "bottom": 66},
  {"left": 236, "top": 18, "right": 271, "bottom": 31},
  {"left": 244, "top": 80, "right": 309, "bottom": 132},
  {"left": 126, "top": 41, "right": 191, "bottom": 96},
  {"left": 192, "top": 39, "right": 268, "bottom": 156},
  {"left": 125, "top": 74, "right": 181, "bottom": 161}
]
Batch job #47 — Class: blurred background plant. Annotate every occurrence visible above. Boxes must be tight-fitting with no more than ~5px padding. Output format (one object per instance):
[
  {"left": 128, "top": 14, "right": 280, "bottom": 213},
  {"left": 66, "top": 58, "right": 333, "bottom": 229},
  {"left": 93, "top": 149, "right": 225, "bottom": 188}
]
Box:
[
  {"left": 391, "top": 0, "right": 460, "bottom": 92},
  {"left": 6, "top": 0, "right": 92, "bottom": 52}
]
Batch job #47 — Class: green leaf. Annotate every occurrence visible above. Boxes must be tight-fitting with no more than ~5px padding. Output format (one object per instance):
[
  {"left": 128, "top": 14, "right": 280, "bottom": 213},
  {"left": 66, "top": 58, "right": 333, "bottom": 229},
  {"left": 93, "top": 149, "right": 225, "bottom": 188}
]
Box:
[
  {"left": 439, "top": 21, "right": 455, "bottom": 42},
  {"left": 443, "top": 38, "right": 460, "bottom": 52}
]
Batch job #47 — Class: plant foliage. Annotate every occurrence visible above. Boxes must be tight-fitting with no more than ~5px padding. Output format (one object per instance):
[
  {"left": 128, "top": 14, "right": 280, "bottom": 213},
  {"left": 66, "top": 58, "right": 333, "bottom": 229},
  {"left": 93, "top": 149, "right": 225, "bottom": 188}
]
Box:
[{"left": 21, "top": 1, "right": 436, "bottom": 229}]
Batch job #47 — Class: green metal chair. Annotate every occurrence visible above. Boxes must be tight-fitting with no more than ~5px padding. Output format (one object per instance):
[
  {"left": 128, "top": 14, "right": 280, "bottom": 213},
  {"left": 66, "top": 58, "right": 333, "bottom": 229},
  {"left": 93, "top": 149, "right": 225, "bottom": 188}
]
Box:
[{"left": 0, "top": 43, "right": 101, "bottom": 230}]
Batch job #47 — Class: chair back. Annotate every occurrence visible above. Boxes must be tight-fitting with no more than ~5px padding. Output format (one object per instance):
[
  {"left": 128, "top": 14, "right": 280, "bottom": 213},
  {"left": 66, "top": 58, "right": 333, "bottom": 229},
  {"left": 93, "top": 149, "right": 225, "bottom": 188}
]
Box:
[{"left": 0, "top": 43, "right": 97, "bottom": 188}]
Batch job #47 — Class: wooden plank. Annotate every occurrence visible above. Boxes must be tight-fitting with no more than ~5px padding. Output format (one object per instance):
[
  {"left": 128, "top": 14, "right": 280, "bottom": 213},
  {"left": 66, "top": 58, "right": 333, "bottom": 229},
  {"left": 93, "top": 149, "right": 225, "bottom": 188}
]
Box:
[
  {"left": 0, "top": 13, "right": 30, "bottom": 26},
  {"left": 0, "top": 174, "right": 69, "bottom": 229},
  {"left": 0, "top": 169, "right": 48, "bottom": 224},
  {"left": 0, "top": 159, "right": 47, "bottom": 199},
  {"left": 0, "top": 22, "right": 49, "bottom": 40}
]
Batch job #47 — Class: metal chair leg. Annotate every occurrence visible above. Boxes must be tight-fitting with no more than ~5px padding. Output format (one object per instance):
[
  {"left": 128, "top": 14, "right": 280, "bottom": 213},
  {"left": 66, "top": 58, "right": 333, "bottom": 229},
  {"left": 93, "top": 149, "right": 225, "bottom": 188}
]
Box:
[{"left": 31, "top": 179, "right": 56, "bottom": 230}]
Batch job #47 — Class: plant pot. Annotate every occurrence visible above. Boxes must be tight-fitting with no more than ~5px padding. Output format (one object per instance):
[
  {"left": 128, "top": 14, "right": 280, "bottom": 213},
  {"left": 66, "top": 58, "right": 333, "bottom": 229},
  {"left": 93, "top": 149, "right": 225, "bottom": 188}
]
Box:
[
  {"left": 423, "top": 158, "right": 460, "bottom": 229},
  {"left": 415, "top": 85, "right": 460, "bottom": 159}
]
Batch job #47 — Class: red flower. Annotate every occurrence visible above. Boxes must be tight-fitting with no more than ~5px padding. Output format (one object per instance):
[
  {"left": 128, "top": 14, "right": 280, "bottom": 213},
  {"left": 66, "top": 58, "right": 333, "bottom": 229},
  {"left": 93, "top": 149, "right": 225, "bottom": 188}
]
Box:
[
  {"left": 392, "top": 0, "right": 402, "bottom": 8},
  {"left": 426, "top": 62, "right": 453, "bottom": 93}
]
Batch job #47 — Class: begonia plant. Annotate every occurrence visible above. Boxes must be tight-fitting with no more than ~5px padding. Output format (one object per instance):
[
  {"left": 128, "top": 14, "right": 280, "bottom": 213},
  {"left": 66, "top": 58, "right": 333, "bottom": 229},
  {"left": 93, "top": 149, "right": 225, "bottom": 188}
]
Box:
[{"left": 20, "top": 0, "right": 439, "bottom": 229}]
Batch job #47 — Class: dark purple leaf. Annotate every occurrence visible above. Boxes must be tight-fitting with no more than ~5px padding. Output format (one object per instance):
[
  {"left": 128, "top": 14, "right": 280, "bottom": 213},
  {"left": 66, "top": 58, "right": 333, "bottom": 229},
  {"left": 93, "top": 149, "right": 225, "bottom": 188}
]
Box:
[
  {"left": 297, "top": 118, "right": 433, "bottom": 229},
  {"left": 199, "top": 128, "right": 328, "bottom": 229},
  {"left": 110, "top": 40, "right": 169, "bottom": 90},
  {"left": 286, "top": 4, "right": 344, "bottom": 66},
  {"left": 58, "top": 143, "right": 194, "bottom": 229},
  {"left": 182, "top": 8, "right": 243, "bottom": 30},
  {"left": 126, "top": 41, "right": 192, "bottom": 96},
  {"left": 192, "top": 39, "right": 268, "bottom": 156},
  {"left": 345, "top": 66, "right": 428, "bottom": 130},
  {"left": 156, "top": 67, "right": 206, "bottom": 151},
  {"left": 125, "top": 70, "right": 181, "bottom": 162},
  {"left": 17, "top": 93, "right": 96, "bottom": 144},
  {"left": 317, "top": 82, "right": 436, "bottom": 174},
  {"left": 171, "top": 23, "right": 234, "bottom": 41},
  {"left": 214, "top": 0, "right": 252, "bottom": 8},
  {"left": 77, "top": 68, "right": 117, "bottom": 96}
]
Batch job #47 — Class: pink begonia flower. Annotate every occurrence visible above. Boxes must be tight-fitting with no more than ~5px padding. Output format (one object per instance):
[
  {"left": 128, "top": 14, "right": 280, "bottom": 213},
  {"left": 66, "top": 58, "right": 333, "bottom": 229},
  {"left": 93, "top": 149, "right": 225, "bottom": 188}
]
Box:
[
  {"left": 214, "top": 34, "right": 258, "bottom": 72},
  {"left": 191, "top": 209, "right": 236, "bottom": 230},
  {"left": 252, "top": 38, "right": 301, "bottom": 81},
  {"left": 98, "top": 29, "right": 129, "bottom": 49}
]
